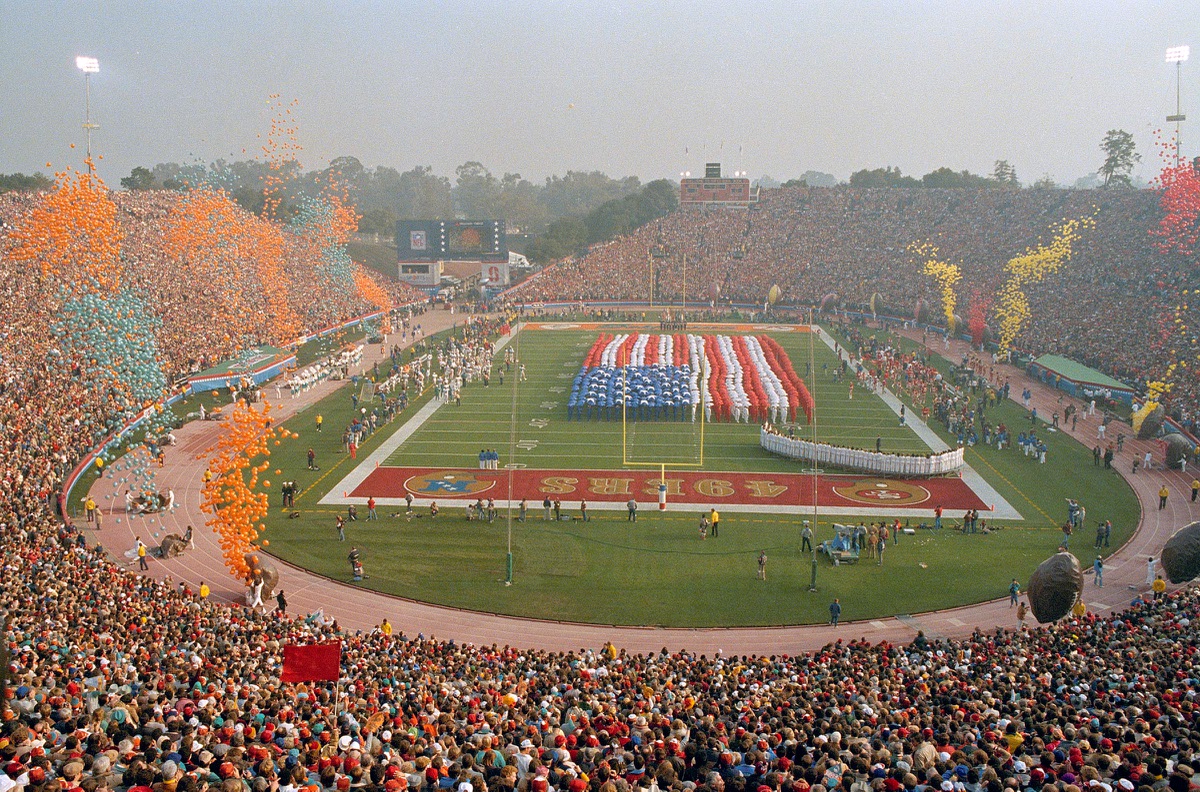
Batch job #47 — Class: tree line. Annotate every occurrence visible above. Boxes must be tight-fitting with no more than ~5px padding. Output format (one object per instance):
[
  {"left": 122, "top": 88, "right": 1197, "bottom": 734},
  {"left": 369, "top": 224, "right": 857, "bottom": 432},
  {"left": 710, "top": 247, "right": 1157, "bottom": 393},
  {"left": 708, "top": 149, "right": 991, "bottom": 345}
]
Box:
[
  {"left": 524, "top": 180, "right": 679, "bottom": 263},
  {"left": 0, "top": 129, "right": 1144, "bottom": 266},
  {"left": 111, "top": 157, "right": 649, "bottom": 240}
]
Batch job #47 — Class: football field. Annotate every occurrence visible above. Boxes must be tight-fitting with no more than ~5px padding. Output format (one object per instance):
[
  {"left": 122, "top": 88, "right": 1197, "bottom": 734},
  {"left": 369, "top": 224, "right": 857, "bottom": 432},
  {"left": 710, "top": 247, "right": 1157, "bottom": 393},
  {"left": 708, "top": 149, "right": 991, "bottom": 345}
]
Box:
[{"left": 257, "top": 321, "right": 1139, "bottom": 627}]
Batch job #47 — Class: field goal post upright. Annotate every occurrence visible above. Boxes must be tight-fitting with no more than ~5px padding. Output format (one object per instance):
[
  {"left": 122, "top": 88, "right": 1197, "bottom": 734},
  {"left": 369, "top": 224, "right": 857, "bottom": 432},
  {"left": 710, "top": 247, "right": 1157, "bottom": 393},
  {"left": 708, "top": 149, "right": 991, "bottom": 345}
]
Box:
[{"left": 621, "top": 337, "right": 707, "bottom": 511}]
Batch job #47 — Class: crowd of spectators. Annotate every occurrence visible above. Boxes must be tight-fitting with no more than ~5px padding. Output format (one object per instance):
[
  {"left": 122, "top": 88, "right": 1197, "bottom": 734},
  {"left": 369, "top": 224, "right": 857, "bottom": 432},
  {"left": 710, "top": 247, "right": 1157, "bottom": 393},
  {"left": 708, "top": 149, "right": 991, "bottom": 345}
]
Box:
[
  {"left": 5, "top": 185, "right": 1200, "bottom": 792},
  {"left": 7, "top": 512, "right": 1200, "bottom": 792},
  {"left": 506, "top": 187, "right": 1196, "bottom": 421}
]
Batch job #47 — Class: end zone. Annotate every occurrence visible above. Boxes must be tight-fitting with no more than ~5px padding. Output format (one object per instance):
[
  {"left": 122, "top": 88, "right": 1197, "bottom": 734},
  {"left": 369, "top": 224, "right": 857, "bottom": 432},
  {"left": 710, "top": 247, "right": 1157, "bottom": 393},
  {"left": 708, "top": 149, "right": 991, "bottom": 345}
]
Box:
[{"left": 328, "top": 464, "right": 1000, "bottom": 518}]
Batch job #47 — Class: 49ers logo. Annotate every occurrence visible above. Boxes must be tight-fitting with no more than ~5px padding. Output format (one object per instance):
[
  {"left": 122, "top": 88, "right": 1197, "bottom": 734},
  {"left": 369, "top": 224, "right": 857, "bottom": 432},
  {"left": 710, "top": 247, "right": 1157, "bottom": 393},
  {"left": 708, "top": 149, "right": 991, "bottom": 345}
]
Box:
[{"left": 833, "top": 479, "right": 930, "bottom": 505}]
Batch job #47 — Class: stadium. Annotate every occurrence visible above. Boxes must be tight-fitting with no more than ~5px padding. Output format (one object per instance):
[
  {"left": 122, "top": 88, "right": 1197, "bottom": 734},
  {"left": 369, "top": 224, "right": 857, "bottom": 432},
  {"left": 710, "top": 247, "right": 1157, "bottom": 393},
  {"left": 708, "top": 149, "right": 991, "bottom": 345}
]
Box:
[{"left": 3, "top": 7, "right": 1200, "bottom": 792}]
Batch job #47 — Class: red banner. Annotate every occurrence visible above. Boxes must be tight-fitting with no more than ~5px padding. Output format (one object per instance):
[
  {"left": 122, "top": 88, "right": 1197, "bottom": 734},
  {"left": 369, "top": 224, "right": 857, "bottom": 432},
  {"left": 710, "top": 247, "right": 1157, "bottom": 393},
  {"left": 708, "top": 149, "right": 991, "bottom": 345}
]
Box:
[{"left": 281, "top": 642, "right": 341, "bottom": 682}]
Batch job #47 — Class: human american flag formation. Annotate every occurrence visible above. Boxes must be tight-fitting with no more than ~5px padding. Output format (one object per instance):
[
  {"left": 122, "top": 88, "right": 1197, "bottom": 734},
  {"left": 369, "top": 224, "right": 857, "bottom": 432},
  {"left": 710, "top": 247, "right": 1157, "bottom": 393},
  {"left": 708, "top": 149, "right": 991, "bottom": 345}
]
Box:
[{"left": 568, "top": 333, "right": 814, "bottom": 423}]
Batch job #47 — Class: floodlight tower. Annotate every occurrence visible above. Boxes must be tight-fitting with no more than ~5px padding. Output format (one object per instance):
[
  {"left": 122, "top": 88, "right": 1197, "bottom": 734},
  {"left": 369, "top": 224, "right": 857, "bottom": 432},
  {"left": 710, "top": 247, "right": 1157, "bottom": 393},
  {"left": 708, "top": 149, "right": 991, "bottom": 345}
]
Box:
[
  {"left": 1166, "top": 46, "right": 1189, "bottom": 168},
  {"left": 76, "top": 56, "right": 100, "bottom": 170}
]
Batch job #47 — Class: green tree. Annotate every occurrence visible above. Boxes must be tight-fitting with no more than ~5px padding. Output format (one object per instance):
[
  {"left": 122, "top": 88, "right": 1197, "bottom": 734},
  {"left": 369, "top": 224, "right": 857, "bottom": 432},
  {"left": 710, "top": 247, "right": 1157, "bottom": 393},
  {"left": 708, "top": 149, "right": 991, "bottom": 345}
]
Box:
[
  {"left": 323, "top": 156, "right": 367, "bottom": 200},
  {"left": 358, "top": 207, "right": 398, "bottom": 237},
  {"left": 992, "top": 159, "right": 1019, "bottom": 186},
  {"left": 526, "top": 216, "right": 589, "bottom": 263},
  {"left": 453, "top": 161, "right": 502, "bottom": 219},
  {"left": 497, "top": 172, "right": 547, "bottom": 231},
  {"left": 120, "top": 166, "right": 158, "bottom": 191},
  {"left": 920, "top": 167, "right": 994, "bottom": 189},
  {"left": 1031, "top": 173, "right": 1058, "bottom": 190},
  {"left": 539, "top": 171, "right": 640, "bottom": 217},
  {"left": 526, "top": 179, "right": 678, "bottom": 264},
  {"left": 798, "top": 170, "right": 837, "bottom": 187},
  {"left": 1098, "top": 129, "right": 1140, "bottom": 188},
  {"left": 848, "top": 167, "right": 920, "bottom": 188},
  {"left": 0, "top": 172, "right": 52, "bottom": 193}
]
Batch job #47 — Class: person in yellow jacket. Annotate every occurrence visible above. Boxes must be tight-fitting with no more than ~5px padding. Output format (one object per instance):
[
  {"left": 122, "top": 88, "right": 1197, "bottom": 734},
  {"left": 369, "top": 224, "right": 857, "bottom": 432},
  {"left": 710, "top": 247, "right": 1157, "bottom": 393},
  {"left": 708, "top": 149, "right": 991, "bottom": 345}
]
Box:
[
  {"left": 199, "top": 581, "right": 211, "bottom": 600},
  {"left": 381, "top": 619, "right": 393, "bottom": 637},
  {"left": 1152, "top": 575, "right": 1167, "bottom": 601},
  {"left": 1159, "top": 485, "right": 1170, "bottom": 510},
  {"left": 84, "top": 496, "right": 96, "bottom": 523}
]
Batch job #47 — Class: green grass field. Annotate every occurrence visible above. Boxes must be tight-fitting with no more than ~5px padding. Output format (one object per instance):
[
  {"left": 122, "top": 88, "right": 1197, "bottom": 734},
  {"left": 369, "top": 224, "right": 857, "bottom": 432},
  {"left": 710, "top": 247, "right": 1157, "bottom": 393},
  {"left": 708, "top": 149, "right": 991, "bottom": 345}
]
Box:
[
  {"left": 389, "top": 327, "right": 927, "bottom": 473},
  {"left": 255, "top": 322, "right": 1142, "bottom": 628}
]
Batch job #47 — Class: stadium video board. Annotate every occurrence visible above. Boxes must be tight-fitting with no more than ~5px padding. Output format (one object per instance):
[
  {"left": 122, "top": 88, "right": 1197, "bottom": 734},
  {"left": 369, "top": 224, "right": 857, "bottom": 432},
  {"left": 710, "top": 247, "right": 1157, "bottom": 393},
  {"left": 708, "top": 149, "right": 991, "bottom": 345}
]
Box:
[
  {"left": 396, "top": 220, "right": 507, "bottom": 262},
  {"left": 680, "top": 178, "right": 751, "bottom": 205}
]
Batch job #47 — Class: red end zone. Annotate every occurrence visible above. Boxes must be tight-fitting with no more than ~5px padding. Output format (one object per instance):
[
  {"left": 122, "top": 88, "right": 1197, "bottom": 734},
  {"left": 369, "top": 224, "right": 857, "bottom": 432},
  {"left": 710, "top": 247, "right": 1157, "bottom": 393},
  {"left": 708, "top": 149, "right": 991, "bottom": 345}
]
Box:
[{"left": 350, "top": 467, "right": 989, "bottom": 511}]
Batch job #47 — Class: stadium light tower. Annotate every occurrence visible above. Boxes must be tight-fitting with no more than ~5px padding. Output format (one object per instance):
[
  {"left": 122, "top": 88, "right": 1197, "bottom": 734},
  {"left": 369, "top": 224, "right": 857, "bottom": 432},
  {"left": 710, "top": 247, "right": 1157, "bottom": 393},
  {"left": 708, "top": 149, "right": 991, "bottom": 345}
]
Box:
[
  {"left": 76, "top": 56, "right": 100, "bottom": 170},
  {"left": 1166, "top": 46, "right": 1189, "bottom": 168}
]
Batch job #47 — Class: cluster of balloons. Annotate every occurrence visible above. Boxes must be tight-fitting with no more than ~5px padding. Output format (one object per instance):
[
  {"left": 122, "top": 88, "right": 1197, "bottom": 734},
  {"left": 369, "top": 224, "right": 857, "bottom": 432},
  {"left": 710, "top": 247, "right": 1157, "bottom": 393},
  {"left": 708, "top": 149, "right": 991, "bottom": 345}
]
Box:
[
  {"left": 200, "top": 399, "right": 293, "bottom": 581},
  {"left": 354, "top": 269, "right": 392, "bottom": 318},
  {"left": 1149, "top": 129, "right": 1200, "bottom": 256},
  {"left": 7, "top": 165, "right": 176, "bottom": 445},
  {"left": 291, "top": 194, "right": 359, "bottom": 298},
  {"left": 95, "top": 445, "right": 173, "bottom": 529},
  {"left": 967, "top": 288, "right": 992, "bottom": 347},
  {"left": 1027, "top": 552, "right": 1084, "bottom": 623},
  {"left": 6, "top": 162, "right": 123, "bottom": 291},
  {"left": 994, "top": 214, "right": 1096, "bottom": 352},
  {"left": 260, "top": 95, "right": 304, "bottom": 221},
  {"left": 1162, "top": 521, "right": 1200, "bottom": 584},
  {"left": 910, "top": 242, "right": 961, "bottom": 333},
  {"left": 53, "top": 286, "right": 166, "bottom": 409},
  {"left": 164, "top": 186, "right": 303, "bottom": 345}
]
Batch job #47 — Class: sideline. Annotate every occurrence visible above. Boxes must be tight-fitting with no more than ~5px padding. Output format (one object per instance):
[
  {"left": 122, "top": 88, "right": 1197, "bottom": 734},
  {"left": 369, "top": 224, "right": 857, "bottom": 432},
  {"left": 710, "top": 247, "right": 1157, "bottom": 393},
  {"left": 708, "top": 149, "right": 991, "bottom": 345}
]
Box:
[
  {"left": 817, "top": 327, "right": 1021, "bottom": 520},
  {"left": 319, "top": 328, "right": 519, "bottom": 505}
]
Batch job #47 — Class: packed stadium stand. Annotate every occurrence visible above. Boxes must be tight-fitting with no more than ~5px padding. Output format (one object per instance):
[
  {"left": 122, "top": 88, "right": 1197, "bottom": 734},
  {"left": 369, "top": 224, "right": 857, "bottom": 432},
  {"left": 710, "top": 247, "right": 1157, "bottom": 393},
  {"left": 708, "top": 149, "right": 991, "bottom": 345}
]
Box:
[
  {"left": 3, "top": 185, "right": 1200, "bottom": 792},
  {"left": 508, "top": 187, "right": 1196, "bottom": 425}
]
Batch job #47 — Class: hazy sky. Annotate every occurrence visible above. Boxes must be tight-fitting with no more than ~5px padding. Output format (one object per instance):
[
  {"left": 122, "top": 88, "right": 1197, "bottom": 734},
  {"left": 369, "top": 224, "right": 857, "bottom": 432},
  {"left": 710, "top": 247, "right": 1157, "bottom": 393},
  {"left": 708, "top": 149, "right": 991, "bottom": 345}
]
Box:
[{"left": 2, "top": 1, "right": 1197, "bottom": 187}]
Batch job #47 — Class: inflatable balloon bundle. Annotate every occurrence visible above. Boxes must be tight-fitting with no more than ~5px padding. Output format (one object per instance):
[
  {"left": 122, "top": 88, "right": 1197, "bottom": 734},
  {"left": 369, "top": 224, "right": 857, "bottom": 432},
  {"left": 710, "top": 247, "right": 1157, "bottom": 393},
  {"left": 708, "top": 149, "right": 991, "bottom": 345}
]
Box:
[
  {"left": 354, "top": 268, "right": 393, "bottom": 330},
  {"left": 259, "top": 95, "right": 305, "bottom": 221},
  {"left": 910, "top": 242, "right": 961, "bottom": 333},
  {"left": 7, "top": 164, "right": 176, "bottom": 447},
  {"left": 200, "top": 400, "right": 292, "bottom": 581},
  {"left": 1027, "top": 552, "right": 1085, "bottom": 623},
  {"left": 52, "top": 286, "right": 166, "bottom": 421},
  {"left": 1132, "top": 401, "right": 1165, "bottom": 440},
  {"left": 994, "top": 214, "right": 1096, "bottom": 352},
  {"left": 1162, "top": 521, "right": 1200, "bottom": 584}
]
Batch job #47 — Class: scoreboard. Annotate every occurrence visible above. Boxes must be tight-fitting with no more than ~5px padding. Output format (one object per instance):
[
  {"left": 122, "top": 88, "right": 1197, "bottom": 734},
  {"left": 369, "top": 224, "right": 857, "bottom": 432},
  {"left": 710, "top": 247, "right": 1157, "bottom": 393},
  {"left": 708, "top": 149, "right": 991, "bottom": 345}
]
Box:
[
  {"left": 680, "top": 178, "right": 751, "bottom": 205},
  {"left": 396, "top": 220, "right": 507, "bottom": 262}
]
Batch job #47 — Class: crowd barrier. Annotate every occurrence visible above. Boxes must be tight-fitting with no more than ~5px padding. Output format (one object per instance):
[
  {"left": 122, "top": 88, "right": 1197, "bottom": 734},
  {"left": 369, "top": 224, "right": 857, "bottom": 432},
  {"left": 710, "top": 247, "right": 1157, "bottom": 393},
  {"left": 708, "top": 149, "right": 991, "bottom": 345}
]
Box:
[{"left": 760, "top": 426, "right": 965, "bottom": 476}]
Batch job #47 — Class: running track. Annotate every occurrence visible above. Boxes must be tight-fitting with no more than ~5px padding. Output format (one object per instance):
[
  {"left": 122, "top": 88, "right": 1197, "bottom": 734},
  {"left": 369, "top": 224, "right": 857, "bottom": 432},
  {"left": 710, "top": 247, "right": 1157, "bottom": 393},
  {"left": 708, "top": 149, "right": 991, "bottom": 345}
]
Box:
[{"left": 83, "top": 316, "right": 1199, "bottom": 654}]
